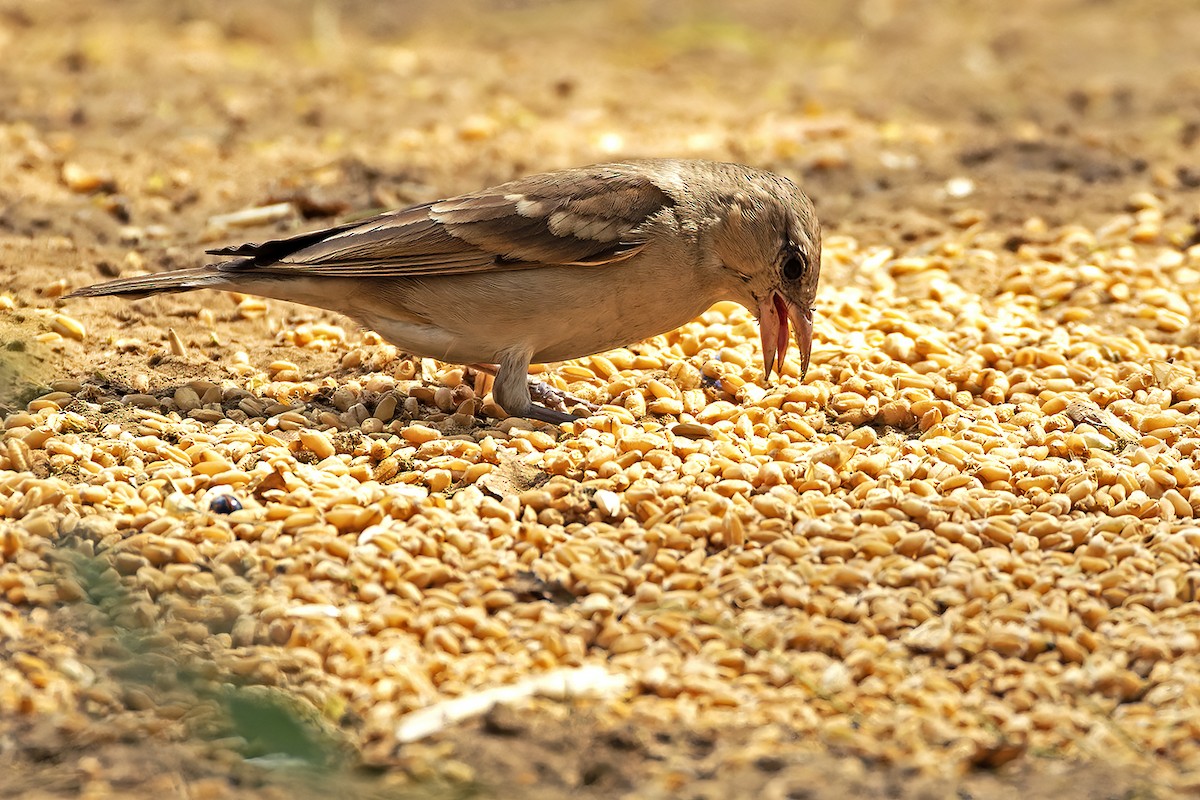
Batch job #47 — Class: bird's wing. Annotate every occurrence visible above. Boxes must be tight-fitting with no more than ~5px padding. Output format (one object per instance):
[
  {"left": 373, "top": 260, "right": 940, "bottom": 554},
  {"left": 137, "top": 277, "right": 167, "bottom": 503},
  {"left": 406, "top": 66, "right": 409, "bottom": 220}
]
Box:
[{"left": 206, "top": 167, "right": 676, "bottom": 278}]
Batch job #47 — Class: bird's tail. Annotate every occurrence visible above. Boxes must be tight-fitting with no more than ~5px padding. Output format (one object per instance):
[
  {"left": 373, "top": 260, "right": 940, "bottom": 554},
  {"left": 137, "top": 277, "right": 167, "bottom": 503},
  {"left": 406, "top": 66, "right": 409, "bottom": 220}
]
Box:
[{"left": 66, "top": 267, "right": 229, "bottom": 299}]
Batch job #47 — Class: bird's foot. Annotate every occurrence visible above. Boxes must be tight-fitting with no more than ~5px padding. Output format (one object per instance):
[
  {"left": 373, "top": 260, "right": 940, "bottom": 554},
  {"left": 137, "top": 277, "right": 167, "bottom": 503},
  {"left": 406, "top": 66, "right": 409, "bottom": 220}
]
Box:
[
  {"left": 527, "top": 378, "right": 600, "bottom": 418},
  {"left": 524, "top": 402, "right": 582, "bottom": 425},
  {"left": 469, "top": 363, "right": 598, "bottom": 424}
]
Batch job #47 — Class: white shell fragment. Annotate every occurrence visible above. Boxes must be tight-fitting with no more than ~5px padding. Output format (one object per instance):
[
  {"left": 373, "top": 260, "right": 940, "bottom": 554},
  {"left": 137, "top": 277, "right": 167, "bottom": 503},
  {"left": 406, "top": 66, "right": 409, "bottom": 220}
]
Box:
[
  {"left": 207, "top": 202, "right": 296, "bottom": 231},
  {"left": 394, "top": 666, "right": 631, "bottom": 743}
]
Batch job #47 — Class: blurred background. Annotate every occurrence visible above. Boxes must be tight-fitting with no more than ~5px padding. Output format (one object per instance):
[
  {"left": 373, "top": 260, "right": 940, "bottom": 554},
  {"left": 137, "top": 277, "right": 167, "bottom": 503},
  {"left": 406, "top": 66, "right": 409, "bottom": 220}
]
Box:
[{"left": 3, "top": 0, "right": 1198, "bottom": 242}]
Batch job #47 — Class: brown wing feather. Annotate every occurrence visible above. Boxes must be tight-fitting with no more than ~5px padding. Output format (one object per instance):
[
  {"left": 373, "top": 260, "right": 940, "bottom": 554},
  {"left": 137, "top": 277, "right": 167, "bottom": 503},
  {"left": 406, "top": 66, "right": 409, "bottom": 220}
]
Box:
[
  {"left": 205, "top": 164, "right": 676, "bottom": 278},
  {"left": 433, "top": 170, "right": 673, "bottom": 265}
]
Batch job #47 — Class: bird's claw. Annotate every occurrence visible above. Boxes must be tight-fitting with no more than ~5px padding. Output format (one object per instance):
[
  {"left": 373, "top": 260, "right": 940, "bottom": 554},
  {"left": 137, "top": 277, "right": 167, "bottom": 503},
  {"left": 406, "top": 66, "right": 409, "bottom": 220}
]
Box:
[{"left": 525, "top": 403, "right": 582, "bottom": 425}]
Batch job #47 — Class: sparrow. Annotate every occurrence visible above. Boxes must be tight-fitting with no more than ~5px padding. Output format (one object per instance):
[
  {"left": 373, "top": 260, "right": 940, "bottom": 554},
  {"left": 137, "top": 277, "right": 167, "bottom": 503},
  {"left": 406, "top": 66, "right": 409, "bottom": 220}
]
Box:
[{"left": 68, "top": 159, "right": 822, "bottom": 424}]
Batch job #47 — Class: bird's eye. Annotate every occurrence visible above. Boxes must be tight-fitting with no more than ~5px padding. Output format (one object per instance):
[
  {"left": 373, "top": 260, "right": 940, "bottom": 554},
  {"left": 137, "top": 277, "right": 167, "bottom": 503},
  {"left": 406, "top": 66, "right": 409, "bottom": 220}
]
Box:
[{"left": 782, "top": 255, "right": 806, "bottom": 281}]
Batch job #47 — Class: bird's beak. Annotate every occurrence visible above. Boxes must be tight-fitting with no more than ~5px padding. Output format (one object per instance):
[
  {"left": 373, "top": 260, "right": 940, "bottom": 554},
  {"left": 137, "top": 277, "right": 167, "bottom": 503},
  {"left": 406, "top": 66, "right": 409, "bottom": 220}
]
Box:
[
  {"left": 794, "top": 303, "right": 813, "bottom": 378},
  {"left": 757, "top": 293, "right": 813, "bottom": 380}
]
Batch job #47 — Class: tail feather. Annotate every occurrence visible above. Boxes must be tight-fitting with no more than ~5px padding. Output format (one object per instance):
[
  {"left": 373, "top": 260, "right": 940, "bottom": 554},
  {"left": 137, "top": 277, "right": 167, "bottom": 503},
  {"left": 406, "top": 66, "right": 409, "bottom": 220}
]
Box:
[{"left": 67, "top": 267, "right": 228, "bottom": 299}]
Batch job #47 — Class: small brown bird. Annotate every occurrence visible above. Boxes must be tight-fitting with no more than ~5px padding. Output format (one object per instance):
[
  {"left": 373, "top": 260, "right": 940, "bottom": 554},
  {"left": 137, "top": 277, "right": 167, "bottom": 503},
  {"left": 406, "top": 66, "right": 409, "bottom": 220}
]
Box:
[{"left": 69, "top": 159, "right": 822, "bottom": 423}]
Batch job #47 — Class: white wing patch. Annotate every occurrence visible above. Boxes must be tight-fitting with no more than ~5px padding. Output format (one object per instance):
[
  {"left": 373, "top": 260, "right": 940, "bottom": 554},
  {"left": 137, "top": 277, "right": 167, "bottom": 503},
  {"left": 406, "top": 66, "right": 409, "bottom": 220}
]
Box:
[
  {"left": 517, "top": 195, "right": 629, "bottom": 242},
  {"left": 547, "top": 210, "right": 625, "bottom": 242},
  {"left": 513, "top": 196, "right": 554, "bottom": 218}
]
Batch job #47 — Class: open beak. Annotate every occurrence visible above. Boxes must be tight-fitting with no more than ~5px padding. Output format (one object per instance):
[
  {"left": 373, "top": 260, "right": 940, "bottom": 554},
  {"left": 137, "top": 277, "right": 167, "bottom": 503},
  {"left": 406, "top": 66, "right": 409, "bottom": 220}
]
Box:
[{"left": 757, "top": 293, "right": 813, "bottom": 380}]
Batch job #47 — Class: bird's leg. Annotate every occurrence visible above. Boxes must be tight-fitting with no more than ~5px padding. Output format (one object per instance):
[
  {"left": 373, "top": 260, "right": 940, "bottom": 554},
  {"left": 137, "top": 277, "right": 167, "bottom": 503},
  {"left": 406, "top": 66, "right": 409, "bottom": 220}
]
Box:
[
  {"left": 472, "top": 352, "right": 595, "bottom": 422},
  {"left": 470, "top": 363, "right": 599, "bottom": 417},
  {"left": 485, "top": 350, "right": 583, "bottom": 425}
]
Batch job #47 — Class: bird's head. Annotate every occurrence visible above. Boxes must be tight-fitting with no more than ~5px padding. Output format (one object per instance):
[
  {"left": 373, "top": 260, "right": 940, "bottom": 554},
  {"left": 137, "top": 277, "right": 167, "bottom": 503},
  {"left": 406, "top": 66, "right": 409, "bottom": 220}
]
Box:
[{"left": 710, "top": 172, "right": 822, "bottom": 380}]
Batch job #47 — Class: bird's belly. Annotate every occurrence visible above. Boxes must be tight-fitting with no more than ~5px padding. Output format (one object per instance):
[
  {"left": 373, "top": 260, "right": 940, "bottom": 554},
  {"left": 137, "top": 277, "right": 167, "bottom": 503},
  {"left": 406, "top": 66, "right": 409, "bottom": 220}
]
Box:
[
  {"left": 527, "top": 307, "right": 696, "bottom": 363},
  {"left": 354, "top": 316, "right": 500, "bottom": 363},
  {"left": 348, "top": 266, "right": 723, "bottom": 365}
]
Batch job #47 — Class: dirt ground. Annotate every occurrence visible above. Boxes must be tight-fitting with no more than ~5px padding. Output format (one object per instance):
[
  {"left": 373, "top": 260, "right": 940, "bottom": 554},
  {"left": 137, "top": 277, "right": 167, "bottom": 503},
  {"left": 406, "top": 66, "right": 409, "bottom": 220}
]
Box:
[{"left": 4, "top": 0, "right": 1200, "bottom": 798}]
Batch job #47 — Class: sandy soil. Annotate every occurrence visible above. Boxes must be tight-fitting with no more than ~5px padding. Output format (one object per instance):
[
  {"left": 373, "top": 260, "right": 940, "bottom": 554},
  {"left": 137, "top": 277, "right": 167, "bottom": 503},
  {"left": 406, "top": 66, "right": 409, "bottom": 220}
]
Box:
[{"left": 3, "top": 1, "right": 1200, "bottom": 798}]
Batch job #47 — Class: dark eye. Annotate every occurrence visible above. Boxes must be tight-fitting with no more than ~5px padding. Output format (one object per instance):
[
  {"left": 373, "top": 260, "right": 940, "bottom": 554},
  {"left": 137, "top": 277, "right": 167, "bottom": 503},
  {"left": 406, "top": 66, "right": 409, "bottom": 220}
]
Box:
[{"left": 782, "top": 254, "right": 806, "bottom": 281}]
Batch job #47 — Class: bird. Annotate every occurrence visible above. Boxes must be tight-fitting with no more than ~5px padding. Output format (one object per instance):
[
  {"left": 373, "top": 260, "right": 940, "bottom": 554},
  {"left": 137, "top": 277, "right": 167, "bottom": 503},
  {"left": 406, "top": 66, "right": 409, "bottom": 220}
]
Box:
[{"left": 68, "top": 159, "right": 822, "bottom": 424}]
